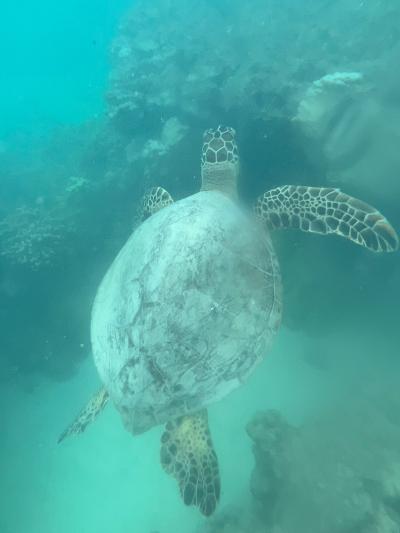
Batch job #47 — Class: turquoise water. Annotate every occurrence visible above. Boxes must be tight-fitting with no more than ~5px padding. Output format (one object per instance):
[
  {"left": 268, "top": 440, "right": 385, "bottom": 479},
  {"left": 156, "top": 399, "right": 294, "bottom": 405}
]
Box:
[
  {"left": 1, "top": 1, "right": 400, "bottom": 532},
  {"left": 0, "top": 0, "right": 132, "bottom": 135}
]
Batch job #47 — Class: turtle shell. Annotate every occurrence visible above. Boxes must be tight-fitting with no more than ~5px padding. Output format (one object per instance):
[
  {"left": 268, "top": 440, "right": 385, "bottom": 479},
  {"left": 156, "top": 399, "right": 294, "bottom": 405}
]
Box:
[{"left": 91, "top": 190, "right": 282, "bottom": 434}]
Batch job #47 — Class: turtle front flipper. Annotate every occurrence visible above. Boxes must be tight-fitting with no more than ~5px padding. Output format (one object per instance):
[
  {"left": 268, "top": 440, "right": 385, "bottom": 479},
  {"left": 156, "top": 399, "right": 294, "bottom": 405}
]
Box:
[
  {"left": 160, "top": 410, "right": 220, "bottom": 517},
  {"left": 58, "top": 387, "right": 109, "bottom": 443},
  {"left": 255, "top": 185, "right": 399, "bottom": 252},
  {"left": 142, "top": 186, "right": 174, "bottom": 219}
]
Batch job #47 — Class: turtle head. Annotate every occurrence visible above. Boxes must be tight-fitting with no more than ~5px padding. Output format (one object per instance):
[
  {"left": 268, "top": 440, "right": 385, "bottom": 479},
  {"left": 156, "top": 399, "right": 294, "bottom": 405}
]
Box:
[{"left": 200, "top": 125, "right": 239, "bottom": 198}]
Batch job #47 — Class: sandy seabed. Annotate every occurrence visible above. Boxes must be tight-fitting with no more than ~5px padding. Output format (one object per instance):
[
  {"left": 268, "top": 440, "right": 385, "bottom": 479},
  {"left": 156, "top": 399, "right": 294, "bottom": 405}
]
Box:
[{"left": 0, "top": 328, "right": 367, "bottom": 533}]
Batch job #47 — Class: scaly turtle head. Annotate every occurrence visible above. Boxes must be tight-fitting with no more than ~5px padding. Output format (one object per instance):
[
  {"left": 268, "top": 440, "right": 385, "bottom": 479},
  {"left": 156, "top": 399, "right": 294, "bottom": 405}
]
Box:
[{"left": 201, "top": 125, "right": 239, "bottom": 198}]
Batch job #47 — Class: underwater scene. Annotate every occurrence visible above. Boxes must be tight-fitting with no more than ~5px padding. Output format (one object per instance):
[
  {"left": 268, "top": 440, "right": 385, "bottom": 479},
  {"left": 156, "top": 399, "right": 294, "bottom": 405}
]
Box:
[{"left": 1, "top": 1, "right": 400, "bottom": 532}]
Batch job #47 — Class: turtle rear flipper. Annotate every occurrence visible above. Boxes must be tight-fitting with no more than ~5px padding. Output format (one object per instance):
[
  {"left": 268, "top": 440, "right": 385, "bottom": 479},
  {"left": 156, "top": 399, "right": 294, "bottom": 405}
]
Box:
[
  {"left": 58, "top": 387, "right": 109, "bottom": 443},
  {"left": 160, "top": 410, "right": 220, "bottom": 517},
  {"left": 255, "top": 185, "right": 399, "bottom": 252}
]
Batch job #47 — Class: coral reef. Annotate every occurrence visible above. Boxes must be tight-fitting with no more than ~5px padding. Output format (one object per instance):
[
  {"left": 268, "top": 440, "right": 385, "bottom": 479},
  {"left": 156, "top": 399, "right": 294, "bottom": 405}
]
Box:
[
  {"left": 246, "top": 411, "right": 296, "bottom": 527},
  {"left": 108, "top": 0, "right": 400, "bottom": 131},
  {"left": 125, "top": 116, "right": 188, "bottom": 163},
  {"left": 199, "top": 392, "right": 400, "bottom": 533},
  {"left": 294, "top": 71, "right": 365, "bottom": 134},
  {"left": 0, "top": 174, "right": 93, "bottom": 270},
  {"left": 245, "top": 401, "right": 400, "bottom": 533},
  {"left": 0, "top": 205, "right": 73, "bottom": 269},
  {"left": 105, "top": 0, "right": 400, "bottom": 217},
  {"left": 294, "top": 67, "right": 400, "bottom": 204}
]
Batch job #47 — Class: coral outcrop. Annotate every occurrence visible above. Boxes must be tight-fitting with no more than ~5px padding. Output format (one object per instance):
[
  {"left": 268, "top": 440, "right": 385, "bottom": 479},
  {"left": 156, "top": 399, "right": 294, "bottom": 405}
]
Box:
[
  {"left": 0, "top": 174, "right": 92, "bottom": 270},
  {"left": 108, "top": 0, "right": 400, "bottom": 130},
  {"left": 245, "top": 402, "right": 400, "bottom": 532},
  {"left": 0, "top": 205, "right": 73, "bottom": 269},
  {"left": 294, "top": 71, "right": 365, "bottom": 134}
]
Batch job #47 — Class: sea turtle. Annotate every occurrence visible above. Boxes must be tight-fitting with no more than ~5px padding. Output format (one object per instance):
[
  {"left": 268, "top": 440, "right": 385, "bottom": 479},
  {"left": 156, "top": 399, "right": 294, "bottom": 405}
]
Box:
[{"left": 59, "top": 125, "right": 398, "bottom": 517}]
